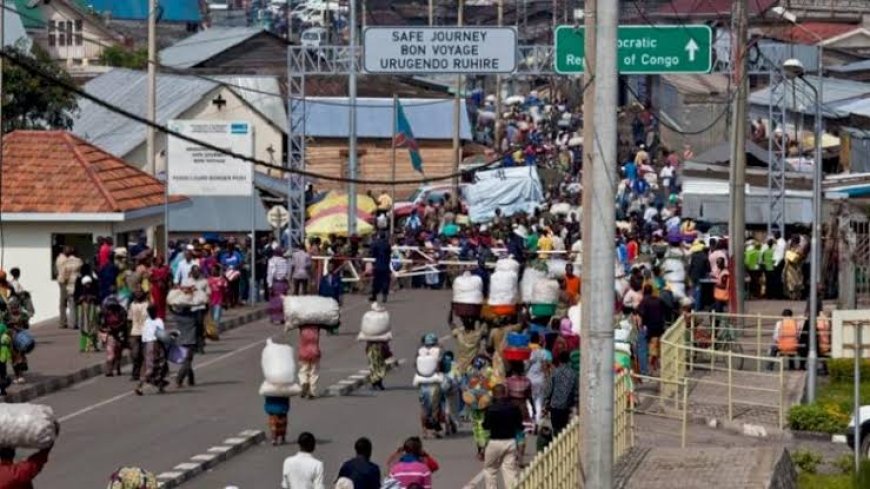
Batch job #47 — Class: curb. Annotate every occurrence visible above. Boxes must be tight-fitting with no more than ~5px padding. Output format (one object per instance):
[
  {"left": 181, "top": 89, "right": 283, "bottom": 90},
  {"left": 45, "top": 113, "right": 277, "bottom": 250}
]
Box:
[
  {"left": 3, "top": 307, "right": 267, "bottom": 404},
  {"left": 326, "top": 358, "right": 405, "bottom": 396},
  {"left": 156, "top": 429, "right": 265, "bottom": 488}
]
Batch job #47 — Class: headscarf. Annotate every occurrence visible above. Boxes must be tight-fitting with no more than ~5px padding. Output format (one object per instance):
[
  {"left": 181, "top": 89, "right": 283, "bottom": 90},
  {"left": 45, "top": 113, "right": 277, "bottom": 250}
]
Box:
[{"left": 107, "top": 467, "right": 158, "bottom": 489}]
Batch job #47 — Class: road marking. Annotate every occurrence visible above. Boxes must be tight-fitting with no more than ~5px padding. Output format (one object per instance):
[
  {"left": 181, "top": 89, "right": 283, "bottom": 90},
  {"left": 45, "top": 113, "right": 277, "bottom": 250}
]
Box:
[
  {"left": 462, "top": 469, "right": 486, "bottom": 489},
  {"left": 58, "top": 337, "right": 268, "bottom": 422},
  {"left": 56, "top": 294, "right": 393, "bottom": 422}
]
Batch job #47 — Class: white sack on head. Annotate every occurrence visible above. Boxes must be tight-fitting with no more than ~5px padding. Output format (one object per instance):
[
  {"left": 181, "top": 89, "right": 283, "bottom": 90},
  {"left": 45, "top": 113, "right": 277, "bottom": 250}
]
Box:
[
  {"left": 495, "top": 258, "right": 520, "bottom": 274},
  {"left": 357, "top": 331, "right": 393, "bottom": 342},
  {"left": 261, "top": 338, "right": 297, "bottom": 385},
  {"left": 550, "top": 203, "right": 572, "bottom": 215},
  {"left": 531, "top": 278, "right": 560, "bottom": 304},
  {"left": 489, "top": 270, "right": 519, "bottom": 305},
  {"left": 520, "top": 268, "right": 547, "bottom": 303},
  {"left": 546, "top": 259, "right": 569, "bottom": 279},
  {"left": 283, "top": 295, "right": 340, "bottom": 329},
  {"left": 258, "top": 381, "right": 302, "bottom": 397},
  {"left": 453, "top": 272, "right": 484, "bottom": 304},
  {"left": 413, "top": 373, "right": 445, "bottom": 386},
  {"left": 416, "top": 354, "right": 440, "bottom": 377},
  {"left": 569, "top": 304, "right": 581, "bottom": 335},
  {"left": 360, "top": 302, "right": 391, "bottom": 337},
  {"left": 0, "top": 404, "right": 57, "bottom": 449}
]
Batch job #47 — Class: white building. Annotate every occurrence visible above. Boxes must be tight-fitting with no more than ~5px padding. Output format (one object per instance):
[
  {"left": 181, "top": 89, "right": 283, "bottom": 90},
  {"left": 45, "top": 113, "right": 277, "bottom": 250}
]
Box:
[{"left": 0, "top": 130, "right": 185, "bottom": 322}]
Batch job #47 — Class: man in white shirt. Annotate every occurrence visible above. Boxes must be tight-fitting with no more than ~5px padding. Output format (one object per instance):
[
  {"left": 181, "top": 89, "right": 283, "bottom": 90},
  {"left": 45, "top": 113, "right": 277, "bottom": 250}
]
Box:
[
  {"left": 174, "top": 246, "right": 199, "bottom": 285},
  {"left": 770, "top": 231, "right": 787, "bottom": 299},
  {"left": 660, "top": 161, "right": 675, "bottom": 194},
  {"left": 282, "top": 432, "right": 324, "bottom": 489}
]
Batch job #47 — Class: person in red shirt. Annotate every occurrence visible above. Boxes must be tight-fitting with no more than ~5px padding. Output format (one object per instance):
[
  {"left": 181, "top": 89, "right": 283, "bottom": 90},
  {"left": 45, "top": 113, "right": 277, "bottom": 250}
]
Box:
[
  {"left": 626, "top": 237, "right": 639, "bottom": 263},
  {"left": 0, "top": 423, "right": 57, "bottom": 489}
]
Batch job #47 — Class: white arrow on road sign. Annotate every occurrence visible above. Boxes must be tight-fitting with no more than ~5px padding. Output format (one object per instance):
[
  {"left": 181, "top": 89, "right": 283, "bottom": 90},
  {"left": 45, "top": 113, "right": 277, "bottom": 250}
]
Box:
[{"left": 685, "top": 38, "right": 699, "bottom": 62}]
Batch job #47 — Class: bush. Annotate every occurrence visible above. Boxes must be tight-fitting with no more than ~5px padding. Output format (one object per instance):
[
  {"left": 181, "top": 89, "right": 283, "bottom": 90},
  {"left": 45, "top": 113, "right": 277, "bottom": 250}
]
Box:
[
  {"left": 788, "top": 404, "right": 849, "bottom": 434},
  {"left": 827, "top": 359, "right": 870, "bottom": 383},
  {"left": 791, "top": 449, "right": 823, "bottom": 474},
  {"left": 798, "top": 461, "right": 870, "bottom": 489}
]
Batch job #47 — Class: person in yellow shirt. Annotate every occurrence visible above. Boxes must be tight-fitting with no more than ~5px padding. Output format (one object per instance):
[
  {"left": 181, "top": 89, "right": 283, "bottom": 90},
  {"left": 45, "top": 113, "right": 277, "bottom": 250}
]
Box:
[
  {"left": 537, "top": 228, "right": 554, "bottom": 259},
  {"left": 376, "top": 190, "right": 393, "bottom": 213}
]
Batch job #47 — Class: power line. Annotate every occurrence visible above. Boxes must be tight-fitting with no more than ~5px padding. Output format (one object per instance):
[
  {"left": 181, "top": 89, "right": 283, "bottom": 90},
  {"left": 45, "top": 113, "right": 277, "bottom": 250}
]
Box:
[{"left": 1, "top": 46, "right": 564, "bottom": 186}]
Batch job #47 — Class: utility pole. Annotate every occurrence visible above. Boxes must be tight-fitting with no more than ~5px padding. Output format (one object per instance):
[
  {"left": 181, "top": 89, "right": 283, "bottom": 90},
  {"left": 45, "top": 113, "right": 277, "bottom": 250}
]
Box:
[
  {"left": 147, "top": 0, "right": 157, "bottom": 177},
  {"left": 348, "top": 0, "right": 358, "bottom": 236},
  {"left": 581, "top": 0, "right": 618, "bottom": 487},
  {"left": 0, "top": 0, "right": 4, "bottom": 267},
  {"left": 428, "top": 0, "right": 433, "bottom": 26},
  {"left": 494, "top": 0, "right": 503, "bottom": 147},
  {"left": 451, "top": 0, "right": 463, "bottom": 200},
  {"left": 728, "top": 0, "right": 748, "bottom": 315}
]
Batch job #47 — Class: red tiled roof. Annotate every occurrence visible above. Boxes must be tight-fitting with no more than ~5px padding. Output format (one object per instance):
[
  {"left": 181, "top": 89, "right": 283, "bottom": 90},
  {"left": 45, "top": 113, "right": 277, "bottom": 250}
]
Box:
[
  {"left": 1, "top": 130, "right": 176, "bottom": 214},
  {"left": 766, "top": 22, "right": 863, "bottom": 45},
  {"left": 656, "top": 0, "right": 777, "bottom": 16}
]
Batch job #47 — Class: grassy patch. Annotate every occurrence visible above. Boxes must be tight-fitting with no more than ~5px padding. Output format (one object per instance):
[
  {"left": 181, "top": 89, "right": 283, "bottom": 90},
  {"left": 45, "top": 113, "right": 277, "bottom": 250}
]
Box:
[{"left": 788, "top": 375, "right": 870, "bottom": 434}]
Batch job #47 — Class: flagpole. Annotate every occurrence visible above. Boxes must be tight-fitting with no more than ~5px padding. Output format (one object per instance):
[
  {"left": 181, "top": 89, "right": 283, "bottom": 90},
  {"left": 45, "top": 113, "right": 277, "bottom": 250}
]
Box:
[{"left": 390, "top": 94, "right": 398, "bottom": 236}]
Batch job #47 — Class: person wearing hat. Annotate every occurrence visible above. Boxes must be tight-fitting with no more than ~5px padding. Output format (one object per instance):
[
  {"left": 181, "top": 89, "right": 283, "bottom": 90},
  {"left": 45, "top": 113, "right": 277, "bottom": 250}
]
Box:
[{"left": 74, "top": 266, "right": 101, "bottom": 353}]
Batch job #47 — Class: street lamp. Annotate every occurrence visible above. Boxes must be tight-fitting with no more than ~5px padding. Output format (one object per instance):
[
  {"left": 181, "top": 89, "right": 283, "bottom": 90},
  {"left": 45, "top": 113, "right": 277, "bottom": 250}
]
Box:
[{"left": 774, "top": 5, "right": 825, "bottom": 404}]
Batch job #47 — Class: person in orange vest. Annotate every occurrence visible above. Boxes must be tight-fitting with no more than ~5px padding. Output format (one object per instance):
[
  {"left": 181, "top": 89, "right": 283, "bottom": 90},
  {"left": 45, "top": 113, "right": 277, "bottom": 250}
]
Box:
[
  {"left": 562, "top": 263, "right": 581, "bottom": 304},
  {"left": 712, "top": 257, "right": 730, "bottom": 314},
  {"left": 771, "top": 309, "right": 799, "bottom": 371}
]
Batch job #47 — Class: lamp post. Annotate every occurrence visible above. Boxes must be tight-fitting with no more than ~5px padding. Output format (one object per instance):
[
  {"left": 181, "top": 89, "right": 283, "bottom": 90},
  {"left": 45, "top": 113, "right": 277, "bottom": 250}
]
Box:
[
  {"left": 774, "top": 5, "right": 824, "bottom": 403},
  {"left": 782, "top": 55, "right": 823, "bottom": 403}
]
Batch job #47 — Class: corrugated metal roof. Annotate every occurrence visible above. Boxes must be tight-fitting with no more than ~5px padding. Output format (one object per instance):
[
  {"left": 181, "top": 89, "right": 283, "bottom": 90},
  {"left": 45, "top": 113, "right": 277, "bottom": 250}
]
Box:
[
  {"left": 829, "top": 59, "right": 870, "bottom": 73},
  {"left": 78, "top": 0, "right": 202, "bottom": 22},
  {"left": 159, "top": 27, "right": 266, "bottom": 69},
  {"left": 836, "top": 98, "right": 870, "bottom": 118},
  {"left": 11, "top": 0, "right": 42, "bottom": 30},
  {"left": 749, "top": 75, "right": 870, "bottom": 119},
  {"left": 841, "top": 126, "right": 870, "bottom": 138},
  {"left": 4, "top": 1, "right": 30, "bottom": 47},
  {"left": 213, "top": 75, "right": 286, "bottom": 133},
  {"left": 72, "top": 68, "right": 219, "bottom": 157},
  {"left": 661, "top": 74, "right": 729, "bottom": 96},
  {"left": 169, "top": 195, "right": 271, "bottom": 232},
  {"left": 766, "top": 22, "right": 863, "bottom": 45},
  {"left": 302, "top": 97, "right": 473, "bottom": 140}
]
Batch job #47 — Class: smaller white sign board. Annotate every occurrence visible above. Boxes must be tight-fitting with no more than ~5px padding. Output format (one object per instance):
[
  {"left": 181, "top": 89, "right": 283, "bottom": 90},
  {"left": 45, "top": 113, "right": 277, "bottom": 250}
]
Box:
[
  {"left": 363, "top": 27, "right": 517, "bottom": 74},
  {"left": 831, "top": 309, "right": 870, "bottom": 359},
  {"left": 167, "top": 120, "right": 254, "bottom": 196}
]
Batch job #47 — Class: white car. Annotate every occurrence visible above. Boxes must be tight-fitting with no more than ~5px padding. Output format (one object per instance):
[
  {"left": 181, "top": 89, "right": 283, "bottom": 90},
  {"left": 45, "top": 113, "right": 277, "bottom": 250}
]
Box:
[
  {"left": 207, "top": 0, "right": 229, "bottom": 11},
  {"left": 847, "top": 405, "right": 870, "bottom": 458}
]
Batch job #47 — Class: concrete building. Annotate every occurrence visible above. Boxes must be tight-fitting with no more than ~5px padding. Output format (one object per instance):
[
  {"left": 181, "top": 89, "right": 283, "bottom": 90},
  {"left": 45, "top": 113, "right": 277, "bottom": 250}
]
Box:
[
  {"left": 71, "top": 68, "right": 286, "bottom": 176},
  {"left": 0, "top": 131, "right": 184, "bottom": 322}
]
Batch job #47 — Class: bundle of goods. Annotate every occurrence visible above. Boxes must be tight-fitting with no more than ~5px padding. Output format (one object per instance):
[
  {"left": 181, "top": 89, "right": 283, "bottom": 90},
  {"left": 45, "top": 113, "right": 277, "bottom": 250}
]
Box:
[
  {"left": 661, "top": 248, "right": 687, "bottom": 299},
  {"left": 529, "top": 278, "right": 560, "bottom": 318},
  {"left": 283, "top": 296, "right": 340, "bottom": 330},
  {"left": 487, "top": 269, "right": 519, "bottom": 318},
  {"left": 413, "top": 346, "right": 444, "bottom": 386},
  {"left": 462, "top": 375, "right": 493, "bottom": 410},
  {"left": 0, "top": 403, "right": 57, "bottom": 448},
  {"left": 357, "top": 303, "right": 392, "bottom": 342},
  {"left": 505, "top": 95, "right": 525, "bottom": 106},
  {"left": 452, "top": 272, "right": 484, "bottom": 318},
  {"left": 259, "top": 339, "right": 302, "bottom": 397},
  {"left": 546, "top": 258, "right": 569, "bottom": 280},
  {"left": 520, "top": 268, "right": 548, "bottom": 304},
  {"left": 503, "top": 331, "right": 531, "bottom": 361},
  {"left": 550, "top": 202, "right": 572, "bottom": 216},
  {"left": 13, "top": 330, "right": 35, "bottom": 353},
  {"left": 495, "top": 257, "right": 521, "bottom": 274},
  {"left": 167, "top": 288, "right": 208, "bottom": 312},
  {"left": 614, "top": 262, "right": 629, "bottom": 300},
  {"left": 568, "top": 304, "right": 582, "bottom": 336}
]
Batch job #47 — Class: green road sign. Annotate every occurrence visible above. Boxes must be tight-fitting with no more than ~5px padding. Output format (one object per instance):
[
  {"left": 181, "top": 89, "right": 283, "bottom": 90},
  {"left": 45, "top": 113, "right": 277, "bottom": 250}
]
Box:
[{"left": 554, "top": 25, "right": 713, "bottom": 75}]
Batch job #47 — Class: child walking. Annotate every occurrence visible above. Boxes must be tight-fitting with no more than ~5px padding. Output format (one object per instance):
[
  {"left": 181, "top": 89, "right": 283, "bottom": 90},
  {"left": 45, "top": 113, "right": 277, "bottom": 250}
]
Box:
[
  {"left": 264, "top": 396, "right": 290, "bottom": 446},
  {"left": 207, "top": 265, "right": 227, "bottom": 331},
  {"left": 136, "top": 305, "right": 168, "bottom": 395}
]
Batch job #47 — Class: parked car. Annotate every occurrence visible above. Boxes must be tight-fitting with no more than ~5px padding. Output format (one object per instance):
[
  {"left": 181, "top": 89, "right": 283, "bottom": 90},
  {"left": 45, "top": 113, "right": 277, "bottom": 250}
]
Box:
[
  {"left": 847, "top": 405, "right": 870, "bottom": 458},
  {"left": 393, "top": 184, "right": 470, "bottom": 219},
  {"left": 301, "top": 27, "right": 330, "bottom": 48}
]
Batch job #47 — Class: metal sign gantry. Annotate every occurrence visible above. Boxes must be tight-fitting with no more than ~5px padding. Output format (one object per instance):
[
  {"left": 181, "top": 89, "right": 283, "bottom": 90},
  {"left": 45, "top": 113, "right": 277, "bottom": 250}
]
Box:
[{"left": 285, "top": 43, "right": 790, "bottom": 243}]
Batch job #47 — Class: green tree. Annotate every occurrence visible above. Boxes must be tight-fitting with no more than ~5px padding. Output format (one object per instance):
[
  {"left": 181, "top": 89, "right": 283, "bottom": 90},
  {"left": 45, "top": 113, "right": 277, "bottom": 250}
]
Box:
[
  {"left": 2, "top": 43, "right": 79, "bottom": 133},
  {"left": 99, "top": 45, "right": 148, "bottom": 69}
]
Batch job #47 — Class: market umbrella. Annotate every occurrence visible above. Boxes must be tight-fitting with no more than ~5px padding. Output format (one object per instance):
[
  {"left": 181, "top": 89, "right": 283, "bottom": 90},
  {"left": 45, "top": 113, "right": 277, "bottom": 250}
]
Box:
[
  {"left": 307, "top": 193, "right": 376, "bottom": 217},
  {"left": 309, "top": 205, "right": 373, "bottom": 222},
  {"left": 306, "top": 213, "right": 374, "bottom": 237}
]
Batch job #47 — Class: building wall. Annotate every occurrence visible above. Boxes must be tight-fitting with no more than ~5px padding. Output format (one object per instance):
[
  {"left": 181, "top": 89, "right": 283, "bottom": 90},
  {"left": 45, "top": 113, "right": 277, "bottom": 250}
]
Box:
[
  {"left": 34, "top": 1, "right": 118, "bottom": 64},
  {"left": 654, "top": 79, "right": 729, "bottom": 156},
  {"left": 306, "top": 139, "right": 459, "bottom": 199},
  {"left": 3, "top": 222, "right": 110, "bottom": 323},
  {"left": 125, "top": 85, "right": 284, "bottom": 175}
]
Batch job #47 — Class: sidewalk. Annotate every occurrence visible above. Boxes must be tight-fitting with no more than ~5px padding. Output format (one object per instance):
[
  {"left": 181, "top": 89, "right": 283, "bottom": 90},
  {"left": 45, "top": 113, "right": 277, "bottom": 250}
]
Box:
[{"left": 2, "top": 305, "right": 267, "bottom": 403}]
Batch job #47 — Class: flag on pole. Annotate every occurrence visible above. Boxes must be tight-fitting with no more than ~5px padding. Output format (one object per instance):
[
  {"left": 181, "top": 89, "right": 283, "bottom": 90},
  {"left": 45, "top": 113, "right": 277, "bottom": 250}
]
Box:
[{"left": 393, "top": 101, "right": 423, "bottom": 173}]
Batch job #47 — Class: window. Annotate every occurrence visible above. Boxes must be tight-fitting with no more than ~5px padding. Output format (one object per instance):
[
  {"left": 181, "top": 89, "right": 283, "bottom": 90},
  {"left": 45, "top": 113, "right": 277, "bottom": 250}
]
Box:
[{"left": 47, "top": 18, "right": 84, "bottom": 48}]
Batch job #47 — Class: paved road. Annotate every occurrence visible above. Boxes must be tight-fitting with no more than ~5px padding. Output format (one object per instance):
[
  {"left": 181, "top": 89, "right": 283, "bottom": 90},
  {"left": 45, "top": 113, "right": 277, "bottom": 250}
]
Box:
[{"left": 30, "top": 289, "right": 485, "bottom": 488}]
